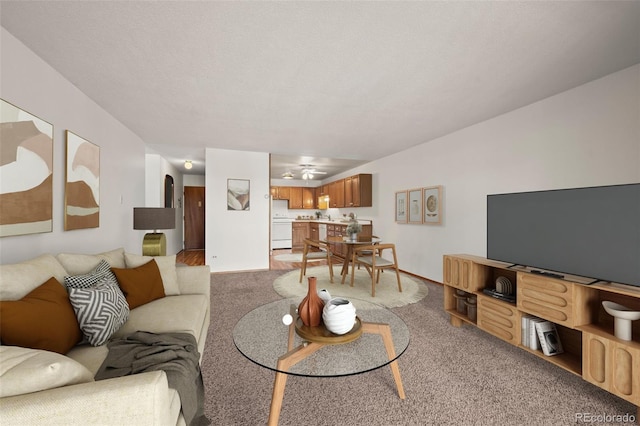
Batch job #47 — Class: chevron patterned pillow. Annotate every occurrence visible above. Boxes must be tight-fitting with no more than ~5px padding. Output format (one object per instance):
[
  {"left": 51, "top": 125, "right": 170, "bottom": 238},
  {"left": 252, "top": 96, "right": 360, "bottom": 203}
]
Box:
[
  {"left": 68, "top": 283, "right": 129, "bottom": 346},
  {"left": 65, "top": 260, "right": 129, "bottom": 346}
]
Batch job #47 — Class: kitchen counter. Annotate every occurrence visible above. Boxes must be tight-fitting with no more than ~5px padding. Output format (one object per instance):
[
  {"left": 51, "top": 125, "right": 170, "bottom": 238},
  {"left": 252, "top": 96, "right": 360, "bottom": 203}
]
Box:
[{"left": 293, "top": 219, "right": 373, "bottom": 225}]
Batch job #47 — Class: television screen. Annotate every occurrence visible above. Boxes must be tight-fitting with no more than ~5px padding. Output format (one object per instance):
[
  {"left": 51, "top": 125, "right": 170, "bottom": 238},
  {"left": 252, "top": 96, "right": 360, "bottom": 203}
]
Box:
[{"left": 487, "top": 183, "right": 640, "bottom": 287}]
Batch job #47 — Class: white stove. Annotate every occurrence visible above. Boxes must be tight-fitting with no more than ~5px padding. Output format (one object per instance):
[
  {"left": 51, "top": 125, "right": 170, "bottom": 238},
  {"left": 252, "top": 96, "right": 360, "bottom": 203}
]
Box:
[{"left": 271, "top": 214, "right": 293, "bottom": 249}]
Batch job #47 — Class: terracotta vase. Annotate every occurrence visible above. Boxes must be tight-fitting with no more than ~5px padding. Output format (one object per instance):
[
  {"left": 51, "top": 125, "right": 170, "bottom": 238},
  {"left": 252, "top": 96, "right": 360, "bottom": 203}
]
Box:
[{"left": 298, "top": 276, "right": 324, "bottom": 327}]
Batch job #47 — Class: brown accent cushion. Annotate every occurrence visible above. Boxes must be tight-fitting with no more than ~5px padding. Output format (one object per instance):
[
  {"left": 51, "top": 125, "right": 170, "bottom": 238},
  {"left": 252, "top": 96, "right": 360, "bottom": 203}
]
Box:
[
  {"left": 0, "top": 277, "right": 83, "bottom": 354},
  {"left": 111, "top": 259, "right": 165, "bottom": 309}
]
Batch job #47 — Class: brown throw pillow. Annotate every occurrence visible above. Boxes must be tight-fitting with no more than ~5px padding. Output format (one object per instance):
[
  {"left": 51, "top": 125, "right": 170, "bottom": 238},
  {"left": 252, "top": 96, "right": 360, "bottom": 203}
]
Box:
[
  {"left": 0, "top": 277, "right": 83, "bottom": 354},
  {"left": 111, "top": 259, "right": 165, "bottom": 309}
]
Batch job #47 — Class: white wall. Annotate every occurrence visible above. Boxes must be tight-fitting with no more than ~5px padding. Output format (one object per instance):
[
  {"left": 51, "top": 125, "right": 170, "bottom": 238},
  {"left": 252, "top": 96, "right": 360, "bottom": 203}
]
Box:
[
  {"left": 205, "top": 148, "right": 270, "bottom": 272},
  {"left": 334, "top": 64, "right": 640, "bottom": 283},
  {"left": 0, "top": 28, "right": 147, "bottom": 263}
]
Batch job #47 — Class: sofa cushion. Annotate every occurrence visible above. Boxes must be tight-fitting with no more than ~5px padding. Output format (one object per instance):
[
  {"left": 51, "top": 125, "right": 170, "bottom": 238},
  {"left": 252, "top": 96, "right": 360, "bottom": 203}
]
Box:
[
  {"left": 64, "top": 259, "right": 117, "bottom": 289},
  {"left": 65, "top": 343, "right": 109, "bottom": 376},
  {"left": 65, "top": 260, "right": 129, "bottom": 346},
  {"left": 68, "top": 285, "right": 129, "bottom": 347},
  {"left": 0, "top": 254, "right": 68, "bottom": 301},
  {"left": 111, "top": 294, "right": 209, "bottom": 343},
  {"left": 57, "top": 248, "right": 126, "bottom": 275},
  {"left": 111, "top": 259, "right": 165, "bottom": 309},
  {"left": 0, "top": 346, "right": 94, "bottom": 397},
  {"left": 124, "top": 253, "right": 180, "bottom": 296},
  {"left": 0, "top": 277, "right": 82, "bottom": 354}
]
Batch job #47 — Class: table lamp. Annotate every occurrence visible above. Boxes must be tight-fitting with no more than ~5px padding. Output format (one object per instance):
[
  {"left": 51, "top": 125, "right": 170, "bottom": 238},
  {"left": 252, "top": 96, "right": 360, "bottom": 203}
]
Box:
[{"left": 133, "top": 207, "right": 176, "bottom": 256}]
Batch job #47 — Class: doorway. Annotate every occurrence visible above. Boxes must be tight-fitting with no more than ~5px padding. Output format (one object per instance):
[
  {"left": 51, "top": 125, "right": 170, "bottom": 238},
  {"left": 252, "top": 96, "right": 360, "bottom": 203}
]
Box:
[{"left": 184, "top": 186, "right": 205, "bottom": 250}]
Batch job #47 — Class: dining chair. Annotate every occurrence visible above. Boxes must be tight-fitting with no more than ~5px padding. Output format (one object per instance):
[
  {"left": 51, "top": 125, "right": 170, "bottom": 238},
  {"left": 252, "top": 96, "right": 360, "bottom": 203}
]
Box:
[
  {"left": 299, "top": 239, "right": 334, "bottom": 284},
  {"left": 350, "top": 243, "right": 402, "bottom": 297},
  {"left": 357, "top": 235, "right": 380, "bottom": 270}
]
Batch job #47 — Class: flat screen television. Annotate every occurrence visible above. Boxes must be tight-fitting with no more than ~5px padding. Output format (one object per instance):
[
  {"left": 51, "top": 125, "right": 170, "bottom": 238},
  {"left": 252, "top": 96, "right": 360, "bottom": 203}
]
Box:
[{"left": 487, "top": 183, "right": 640, "bottom": 287}]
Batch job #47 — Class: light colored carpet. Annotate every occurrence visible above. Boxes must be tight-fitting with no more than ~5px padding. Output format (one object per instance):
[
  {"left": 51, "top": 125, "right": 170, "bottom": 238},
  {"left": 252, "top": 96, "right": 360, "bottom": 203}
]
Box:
[
  {"left": 204, "top": 270, "right": 637, "bottom": 425},
  {"left": 273, "top": 265, "right": 429, "bottom": 308}
]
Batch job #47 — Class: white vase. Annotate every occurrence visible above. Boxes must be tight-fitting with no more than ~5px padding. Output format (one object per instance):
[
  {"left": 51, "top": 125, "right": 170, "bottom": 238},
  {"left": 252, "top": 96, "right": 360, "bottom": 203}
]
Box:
[
  {"left": 322, "top": 298, "right": 356, "bottom": 335},
  {"left": 350, "top": 233, "right": 358, "bottom": 241},
  {"left": 317, "top": 288, "right": 332, "bottom": 304}
]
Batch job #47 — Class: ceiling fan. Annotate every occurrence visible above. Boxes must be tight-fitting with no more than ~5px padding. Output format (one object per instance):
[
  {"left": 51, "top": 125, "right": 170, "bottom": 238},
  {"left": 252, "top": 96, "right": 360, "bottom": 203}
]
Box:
[{"left": 299, "top": 164, "right": 327, "bottom": 180}]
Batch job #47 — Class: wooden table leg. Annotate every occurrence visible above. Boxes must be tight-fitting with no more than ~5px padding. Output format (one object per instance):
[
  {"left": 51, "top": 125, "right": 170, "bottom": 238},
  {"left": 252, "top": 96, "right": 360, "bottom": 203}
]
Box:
[
  {"left": 341, "top": 245, "right": 354, "bottom": 284},
  {"left": 268, "top": 342, "right": 323, "bottom": 425},
  {"left": 361, "top": 322, "right": 406, "bottom": 399}
]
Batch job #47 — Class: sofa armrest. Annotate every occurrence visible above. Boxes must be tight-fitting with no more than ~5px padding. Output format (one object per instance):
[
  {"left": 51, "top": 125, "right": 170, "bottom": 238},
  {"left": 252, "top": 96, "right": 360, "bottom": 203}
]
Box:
[
  {"left": 0, "top": 371, "right": 175, "bottom": 426},
  {"left": 176, "top": 265, "right": 210, "bottom": 298}
]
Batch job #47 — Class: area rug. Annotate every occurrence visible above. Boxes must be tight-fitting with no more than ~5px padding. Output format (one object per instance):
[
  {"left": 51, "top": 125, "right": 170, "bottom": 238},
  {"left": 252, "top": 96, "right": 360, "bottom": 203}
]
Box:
[{"left": 272, "top": 265, "right": 428, "bottom": 308}]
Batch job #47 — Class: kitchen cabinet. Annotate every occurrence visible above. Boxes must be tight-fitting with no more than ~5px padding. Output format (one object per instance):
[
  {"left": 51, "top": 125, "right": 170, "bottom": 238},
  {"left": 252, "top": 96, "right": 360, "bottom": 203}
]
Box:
[
  {"left": 303, "top": 188, "right": 315, "bottom": 209},
  {"left": 344, "top": 174, "right": 372, "bottom": 207},
  {"left": 289, "top": 187, "right": 303, "bottom": 209},
  {"left": 329, "top": 180, "right": 345, "bottom": 208},
  {"left": 309, "top": 222, "right": 319, "bottom": 241},
  {"left": 271, "top": 186, "right": 290, "bottom": 200},
  {"left": 292, "top": 222, "right": 309, "bottom": 251}
]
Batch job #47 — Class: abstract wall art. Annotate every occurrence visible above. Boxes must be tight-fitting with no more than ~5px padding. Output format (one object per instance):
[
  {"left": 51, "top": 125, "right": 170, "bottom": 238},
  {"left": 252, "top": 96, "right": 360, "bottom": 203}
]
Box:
[
  {"left": 227, "top": 179, "right": 250, "bottom": 211},
  {"left": 65, "top": 130, "right": 100, "bottom": 230},
  {"left": 0, "top": 99, "right": 54, "bottom": 237}
]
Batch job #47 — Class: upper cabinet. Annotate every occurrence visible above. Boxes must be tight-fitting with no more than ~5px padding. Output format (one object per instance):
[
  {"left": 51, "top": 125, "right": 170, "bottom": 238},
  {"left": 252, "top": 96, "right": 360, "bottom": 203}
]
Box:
[
  {"left": 344, "top": 174, "right": 372, "bottom": 207},
  {"left": 289, "top": 187, "right": 303, "bottom": 209},
  {"left": 271, "top": 173, "right": 372, "bottom": 209},
  {"left": 271, "top": 186, "right": 291, "bottom": 200}
]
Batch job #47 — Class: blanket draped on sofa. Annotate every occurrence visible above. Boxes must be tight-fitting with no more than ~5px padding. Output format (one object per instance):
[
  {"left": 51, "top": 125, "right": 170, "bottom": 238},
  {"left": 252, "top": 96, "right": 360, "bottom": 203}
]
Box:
[{"left": 95, "top": 331, "right": 209, "bottom": 426}]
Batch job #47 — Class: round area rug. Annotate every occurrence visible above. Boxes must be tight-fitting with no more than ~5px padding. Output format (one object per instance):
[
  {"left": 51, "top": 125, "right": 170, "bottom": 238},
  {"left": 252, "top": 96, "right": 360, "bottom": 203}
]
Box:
[{"left": 273, "top": 266, "right": 428, "bottom": 308}]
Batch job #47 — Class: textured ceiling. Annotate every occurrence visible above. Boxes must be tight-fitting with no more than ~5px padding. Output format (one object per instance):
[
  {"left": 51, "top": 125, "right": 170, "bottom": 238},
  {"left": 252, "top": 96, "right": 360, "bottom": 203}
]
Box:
[{"left": 2, "top": 1, "right": 639, "bottom": 177}]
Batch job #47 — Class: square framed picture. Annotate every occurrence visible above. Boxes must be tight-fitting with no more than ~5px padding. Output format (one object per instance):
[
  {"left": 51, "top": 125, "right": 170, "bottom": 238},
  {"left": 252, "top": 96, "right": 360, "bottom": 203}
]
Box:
[
  {"left": 395, "top": 191, "right": 407, "bottom": 223},
  {"left": 408, "top": 188, "right": 423, "bottom": 224},
  {"left": 227, "top": 179, "right": 250, "bottom": 210},
  {"left": 423, "top": 185, "right": 443, "bottom": 224}
]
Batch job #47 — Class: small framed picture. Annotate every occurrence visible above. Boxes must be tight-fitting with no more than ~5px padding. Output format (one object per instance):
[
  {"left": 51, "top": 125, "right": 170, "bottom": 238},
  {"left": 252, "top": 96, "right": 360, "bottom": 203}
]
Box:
[
  {"left": 408, "top": 188, "right": 423, "bottom": 224},
  {"left": 423, "top": 185, "right": 442, "bottom": 224},
  {"left": 395, "top": 191, "right": 407, "bottom": 223},
  {"left": 227, "top": 179, "right": 250, "bottom": 210}
]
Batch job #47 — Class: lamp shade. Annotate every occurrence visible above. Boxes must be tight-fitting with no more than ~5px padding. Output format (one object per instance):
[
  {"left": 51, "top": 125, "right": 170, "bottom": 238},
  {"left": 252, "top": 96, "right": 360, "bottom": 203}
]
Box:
[{"left": 133, "top": 208, "right": 176, "bottom": 231}]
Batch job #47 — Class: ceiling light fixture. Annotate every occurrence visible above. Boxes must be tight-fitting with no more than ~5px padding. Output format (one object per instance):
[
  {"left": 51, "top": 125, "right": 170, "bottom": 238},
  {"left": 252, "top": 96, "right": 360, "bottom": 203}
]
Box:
[
  {"left": 184, "top": 160, "right": 193, "bottom": 170},
  {"left": 282, "top": 171, "right": 294, "bottom": 179},
  {"left": 302, "top": 171, "right": 313, "bottom": 180}
]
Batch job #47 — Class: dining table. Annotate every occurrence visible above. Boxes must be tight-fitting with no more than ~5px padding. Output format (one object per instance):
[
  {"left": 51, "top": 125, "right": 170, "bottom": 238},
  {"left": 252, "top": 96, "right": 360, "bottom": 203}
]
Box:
[{"left": 324, "top": 235, "right": 382, "bottom": 284}]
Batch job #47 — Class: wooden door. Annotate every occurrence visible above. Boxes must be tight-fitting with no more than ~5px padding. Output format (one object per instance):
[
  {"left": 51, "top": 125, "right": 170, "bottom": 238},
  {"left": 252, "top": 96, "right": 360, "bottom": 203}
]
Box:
[{"left": 184, "top": 186, "right": 205, "bottom": 250}]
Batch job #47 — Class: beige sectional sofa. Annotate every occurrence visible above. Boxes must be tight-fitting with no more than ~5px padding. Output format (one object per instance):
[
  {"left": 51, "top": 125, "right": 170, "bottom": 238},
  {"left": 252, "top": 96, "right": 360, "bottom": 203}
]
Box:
[{"left": 0, "top": 248, "right": 210, "bottom": 425}]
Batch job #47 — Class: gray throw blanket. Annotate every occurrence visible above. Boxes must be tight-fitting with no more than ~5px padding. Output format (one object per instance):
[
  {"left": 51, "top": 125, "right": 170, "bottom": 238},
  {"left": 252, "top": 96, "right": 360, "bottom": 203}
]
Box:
[{"left": 95, "top": 331, "right": 210, "bottom": 426}]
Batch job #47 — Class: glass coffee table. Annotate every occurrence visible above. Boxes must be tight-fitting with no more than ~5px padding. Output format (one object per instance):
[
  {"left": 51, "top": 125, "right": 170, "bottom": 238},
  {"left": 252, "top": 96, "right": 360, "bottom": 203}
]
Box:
[{"left": 233, "top": 298, "right": 410, "bottom": 425}]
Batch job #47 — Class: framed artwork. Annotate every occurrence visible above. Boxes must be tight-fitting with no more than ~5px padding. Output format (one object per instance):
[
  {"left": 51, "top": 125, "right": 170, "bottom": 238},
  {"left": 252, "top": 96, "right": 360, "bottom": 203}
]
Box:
[
  {"left": 0, "top": 99, "right": 54, "bottom": 237},
  {"left": 423, "top": 185, "right": 443, "bottom": 224},
  {"left": 227, "top": 179, "right": 250, "bottom": 210},
  {"left": 408, "top": 188, "right": 423, "bottom": 224},
  {"left": 395, "top": 191, "right": 407, "bottom": 223},
  {"left": 65, "top": 130, "right": 100, "bottom": 230}
]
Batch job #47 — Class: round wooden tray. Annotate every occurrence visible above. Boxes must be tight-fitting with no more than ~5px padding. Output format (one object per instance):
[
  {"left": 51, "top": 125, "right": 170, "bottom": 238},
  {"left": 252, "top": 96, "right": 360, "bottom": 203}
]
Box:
[{"left": 295, "top": 316, "right": 363, "bottom": 344}]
